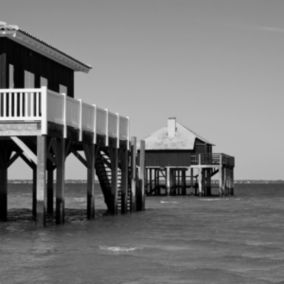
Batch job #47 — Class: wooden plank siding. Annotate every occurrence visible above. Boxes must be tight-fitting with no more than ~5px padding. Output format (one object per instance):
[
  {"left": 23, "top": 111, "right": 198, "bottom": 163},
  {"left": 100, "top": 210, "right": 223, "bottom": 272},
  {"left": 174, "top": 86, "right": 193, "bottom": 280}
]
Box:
[
  {"left": 145, "top": 139, "right": 212, "bottom": 167},
  {"left": 145, "top": 151, "right": 192, "bottom": 167},
  {"left": 0, "top": 41, "right": 8, "bottom": 88},
  {"left": 0, "top": 38, "right": 74, "bottom": 97},
  {"left": 194, "top": 138, "right": 212, "bottom": 154}
]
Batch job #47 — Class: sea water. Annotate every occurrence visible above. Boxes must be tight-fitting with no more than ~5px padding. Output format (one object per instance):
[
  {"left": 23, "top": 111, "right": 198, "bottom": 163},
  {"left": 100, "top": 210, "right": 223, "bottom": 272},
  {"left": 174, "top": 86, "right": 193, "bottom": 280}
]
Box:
[{"left": 0, "top": 183, "right": 284, "bottom": 284}]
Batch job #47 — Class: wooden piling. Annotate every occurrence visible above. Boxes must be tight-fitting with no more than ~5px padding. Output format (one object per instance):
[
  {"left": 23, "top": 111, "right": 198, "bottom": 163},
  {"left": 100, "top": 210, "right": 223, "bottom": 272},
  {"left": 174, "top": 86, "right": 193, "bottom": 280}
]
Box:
[
  {"left": 190, "top": 168, "right": 194, "bottom": 189},
  {"left": 110, "top": 143, "right": 118, "bottom": 215},
  {"left": 32, "top": 168, "right": 37, "bottom": 219},
  {"left": 120, "top": 144, "right": 129, "bottom": 214},
  {"left": 131, "top": 137, "right": 137, "bottom": 211},
  {"left": 55, "top": 138, "right": 65, "bottom": 224},
  {"left": 84, "top": 144, "right": 95, "bottom": 219},
  {"left": 0, "top": 145, "right": 9, "bottom": 221},
  {"left": 47, "top": 167, "right": 54, "bottom": 216},
  {"left": 198, "top": 167, "right": 202, "bottom": 197},
  {"left": 36, "top": 135, "right": 47, "bottom": 226},
  {"left": 182, "top": 169, "right": 186, "bottom": 195},
  {"left": 137, "top": 140, "right": 145, "bottom": 211},
  {"left": 166, "top": 167, "right": 170, "bottom": 196},
  {"left": 231, "top": 167, "right": 234, "bottom": 196},
  {"left": 150, "top": 169, "right": 152, "bottom": 194},
  {"left": 224, "top": 168, "right": 227, "bottom": 195}
]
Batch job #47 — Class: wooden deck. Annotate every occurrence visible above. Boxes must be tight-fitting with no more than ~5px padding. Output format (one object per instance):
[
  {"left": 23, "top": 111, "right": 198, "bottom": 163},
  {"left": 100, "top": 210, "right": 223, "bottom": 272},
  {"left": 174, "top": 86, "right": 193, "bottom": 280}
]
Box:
[
  {"left": 146, "top": 153, "right": 235, "bottom": 197},
  {"left": 0, "top": 87, "right": 145, "bottom": 226},
  {"left": 0, "top": 87, "right": 129, "bottom": 144},
  {"left": 190, "top": 153, "right": 235, "bottom": 167}
]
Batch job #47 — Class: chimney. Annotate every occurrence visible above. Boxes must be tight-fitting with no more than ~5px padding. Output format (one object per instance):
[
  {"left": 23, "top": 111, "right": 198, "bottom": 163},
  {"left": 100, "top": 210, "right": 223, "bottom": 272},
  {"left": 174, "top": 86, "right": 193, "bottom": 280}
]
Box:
[{"left": 167, "top": 117, "right": 176, "bottom": 138}]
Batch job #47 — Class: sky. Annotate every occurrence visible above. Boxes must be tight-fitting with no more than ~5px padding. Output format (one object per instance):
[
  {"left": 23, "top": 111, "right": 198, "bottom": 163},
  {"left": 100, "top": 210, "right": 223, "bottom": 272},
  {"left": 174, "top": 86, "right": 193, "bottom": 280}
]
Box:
[{"left": 2, "top": 0, "right": 284, "bottom": 180}]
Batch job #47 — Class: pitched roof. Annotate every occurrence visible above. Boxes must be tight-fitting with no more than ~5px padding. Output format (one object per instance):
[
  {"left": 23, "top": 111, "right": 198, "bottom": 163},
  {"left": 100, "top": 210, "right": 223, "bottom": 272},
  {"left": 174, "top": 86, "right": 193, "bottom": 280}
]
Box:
[
  {"left": 145, "top": 121, "right": 214, "bottom": 150},
  {"left": 0, "top": 21, "right": 91, "bottom": 73}
]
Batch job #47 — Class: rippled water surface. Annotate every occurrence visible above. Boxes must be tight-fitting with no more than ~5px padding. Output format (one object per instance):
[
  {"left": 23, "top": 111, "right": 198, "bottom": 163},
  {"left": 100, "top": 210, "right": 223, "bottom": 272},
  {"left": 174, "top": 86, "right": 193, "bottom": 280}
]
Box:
[{"left": 0, "top": 183, "right": 284, "bottom": 284}]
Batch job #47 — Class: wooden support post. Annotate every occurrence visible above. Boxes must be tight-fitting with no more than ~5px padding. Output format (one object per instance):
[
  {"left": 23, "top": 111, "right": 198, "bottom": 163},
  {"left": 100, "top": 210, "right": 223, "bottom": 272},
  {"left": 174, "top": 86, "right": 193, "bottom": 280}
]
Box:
[
  {"left": 190, "top": 168, "right": 194, "bottom": 189},
  {"left": 85, "top": 144, "right": 95, "bottom": 219},
  {"left": 146, "top": 168, "right": 149, "bottom": 195},
  {"left": 208, "top": 168, "right": 212, "bottom": 196},
  {"left": 0, "top": 140, "right": 12, "bottom": 221},
  {"left": 166, "top": 167, "right": 170, "bottom": 196},
  {"left": 0, "top": 157, "right": 8, "bottom": 221},
  {"left": 149, "top": 168, "right": 152, "bottom": 194},
  {"left": 182, "top": 169, "right": 186, "bottom": 195},
  {"left": 154, "top": 168, "right": 156, "bottom": 195},
  {"left": 154, "top": 169, "right": 158, "bottom": 195},
  {"left": 228, "top": 168, "right": 231, "bottom": 196},
  {"left": 157, "top": 169, "right": 160, "bottom": 195},
  {"left": 137, "top": 140, "right": 145, "bottom": 211},
  {"left": 47, "top": 168, "right": 54, "bottom": 216},
  {"left": 219, "top": 166, "right": 224, "bottom": 197},
  {"left": 227, "top": 168, "right": 230, "bottom": 196},
  {"left": 56, "top": 138, "right": 65, "bottom": 224},
  {"left": 198, "top": 167, "right": 203, "bottom": 197},
  {"left": 120, "top": 145, "right": 129, "bottom": 214},
  {"left": 32, "top": 168, "right": 37, "bottom": 220},
  {"left": 170, "top": 168, "right": 174, "bottom": 195},
  {"left": 176, "top": 170, "right": 179, "bottom": 195},
  {"left": 36, "top": 136, "right": 47, "bottom": 226},
  {"left": 171, "top": 170, "right": 174, "bottom": 195},
  {"left": 224, "top": 167, "right": 228, "bottom": 196},
  {"left": 203, "top": 169, "right": 208, "bottom": 196},
  {"left": 231, "top": 167, "right": 234, "bottom": 196},
  {"left": 131, "top": 137, "right": 137, "bottom": 212},
  {"left": 111, "top": 144, "right": 118, "bottom": 215},
  {"left": 219, "top": 167, "right": 222, "bottom": 196}
]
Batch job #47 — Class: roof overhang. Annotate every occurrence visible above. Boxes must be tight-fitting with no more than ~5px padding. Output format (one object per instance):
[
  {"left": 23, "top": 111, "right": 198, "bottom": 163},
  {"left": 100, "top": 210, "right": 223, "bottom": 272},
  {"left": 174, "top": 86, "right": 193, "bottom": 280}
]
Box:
[{"left": 0, "top": 21, "right": 92, "bottom": 73}]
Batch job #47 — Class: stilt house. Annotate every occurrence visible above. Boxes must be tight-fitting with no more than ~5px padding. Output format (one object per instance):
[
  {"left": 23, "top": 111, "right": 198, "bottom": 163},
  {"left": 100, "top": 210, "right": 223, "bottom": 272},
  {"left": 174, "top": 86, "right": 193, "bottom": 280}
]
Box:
[
  {"left": 0, "top": 22, "right": 145, "bottom": 226},
  {"left": 145, "top": 117, "right": 235, "bottom": 196}
]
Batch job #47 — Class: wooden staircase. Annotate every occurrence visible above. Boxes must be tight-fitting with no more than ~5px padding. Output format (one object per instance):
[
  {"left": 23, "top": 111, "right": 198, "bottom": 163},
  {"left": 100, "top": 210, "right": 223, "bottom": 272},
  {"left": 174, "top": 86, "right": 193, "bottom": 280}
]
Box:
[{"left": 95, "top": 148, "right": 131, "bottom": 213}]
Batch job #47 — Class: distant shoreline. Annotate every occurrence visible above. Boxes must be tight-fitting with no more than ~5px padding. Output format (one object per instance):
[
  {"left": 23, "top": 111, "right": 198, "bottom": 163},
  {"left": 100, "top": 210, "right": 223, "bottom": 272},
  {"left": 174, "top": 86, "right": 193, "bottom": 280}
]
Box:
[{"left": 7, "top": 179, "right": 284, "bottom": 184}]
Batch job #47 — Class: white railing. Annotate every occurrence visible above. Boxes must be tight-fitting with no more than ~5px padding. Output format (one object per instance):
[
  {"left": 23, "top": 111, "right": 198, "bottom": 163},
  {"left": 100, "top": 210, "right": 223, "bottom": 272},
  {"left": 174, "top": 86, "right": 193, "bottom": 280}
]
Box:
[
  {"left": 108, "top": 111, "right": 117, "bottom": 139},
  {"left": 96, "top": 107, "right": 107, "bottom": 136},
  {"left": 65, "top": 96, "right": 80, "bottom": 130},
  {"left": 81, "top": 102, "right": 95, "bottom": 133},
  {"left": 0, "top": 87, "right": 130, "bottom": 147},
  {"left": 190, "top": 153, "right": 235, "bottom": 167},
  {"left": 47, "top": 90, "right": 64, "bottom": 125},
  {"left": 0, "top": 88, "right": 42, "bottom": 120},
  {"left": 119, "top": 116, "right": 129, "bottom": 141}
]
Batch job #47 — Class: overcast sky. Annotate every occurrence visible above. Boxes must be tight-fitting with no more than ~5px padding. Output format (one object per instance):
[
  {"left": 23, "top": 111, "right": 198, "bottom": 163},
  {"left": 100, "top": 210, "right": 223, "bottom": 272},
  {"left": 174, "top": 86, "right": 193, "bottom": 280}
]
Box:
[{"left": 3, "top": 0, "right": 284, "bottom": 179}]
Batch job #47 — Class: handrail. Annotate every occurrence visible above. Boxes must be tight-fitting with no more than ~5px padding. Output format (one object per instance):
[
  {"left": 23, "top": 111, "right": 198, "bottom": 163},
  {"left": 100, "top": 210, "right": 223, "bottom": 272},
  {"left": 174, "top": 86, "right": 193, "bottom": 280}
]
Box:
[
  {"left": 0, "top": 88, "right": 42, "bottom": 120},
  {"left": 190, "top": 153, "right": 235, "bottom": 167},
  {"left": 0, "top": 88, "right": 130, "bottom": 145}
]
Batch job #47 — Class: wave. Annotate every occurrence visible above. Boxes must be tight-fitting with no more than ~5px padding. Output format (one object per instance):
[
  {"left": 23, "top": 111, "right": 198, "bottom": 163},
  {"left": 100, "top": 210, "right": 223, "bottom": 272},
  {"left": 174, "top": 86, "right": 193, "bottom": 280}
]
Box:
[
  {"left": 200, "top": 198, "right": 230, "bottom": 201},
  {"left": 160, "top": 200, "right": 179, "bottom": 204},
  {"left": 99, "top": 245, "right": 139, "bottom": 253}
]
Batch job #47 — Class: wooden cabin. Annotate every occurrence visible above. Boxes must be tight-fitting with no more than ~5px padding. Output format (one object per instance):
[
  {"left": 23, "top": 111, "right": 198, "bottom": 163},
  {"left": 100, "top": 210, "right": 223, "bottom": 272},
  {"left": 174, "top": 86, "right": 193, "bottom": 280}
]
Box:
[
  {"left": 145, "top": 117, "right": 235, "bottom": 196},
  {"left": 0, "top": 22, "right": 145, "bottom": 226}
]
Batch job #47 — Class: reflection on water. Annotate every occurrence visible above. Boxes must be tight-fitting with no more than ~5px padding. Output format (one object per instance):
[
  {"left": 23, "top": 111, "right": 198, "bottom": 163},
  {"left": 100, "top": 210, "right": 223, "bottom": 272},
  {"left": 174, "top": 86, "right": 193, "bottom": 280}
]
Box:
[{"left": 0, "top": 183, "right": 284, "bottom": 284}]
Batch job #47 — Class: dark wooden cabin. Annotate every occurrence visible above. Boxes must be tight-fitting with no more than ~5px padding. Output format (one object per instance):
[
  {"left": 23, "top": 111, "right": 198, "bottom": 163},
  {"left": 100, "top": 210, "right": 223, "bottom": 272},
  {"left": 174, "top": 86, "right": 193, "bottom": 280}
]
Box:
[
  {"left": 0, "top": 22, "right": 90, "bottom": 94},
  {"left": 145, "top": 117, "right": 235, "bottom": 197},
  {"left": 0, "top": 22, "right": 145, "bottom": 226}
]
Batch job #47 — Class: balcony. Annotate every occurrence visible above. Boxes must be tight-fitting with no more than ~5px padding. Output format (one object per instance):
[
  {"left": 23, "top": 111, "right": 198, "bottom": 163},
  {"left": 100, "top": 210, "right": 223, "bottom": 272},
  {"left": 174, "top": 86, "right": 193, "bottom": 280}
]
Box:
[
  {"left": 0, "top": 87, "right": 129, "bottom": 146},
  {"left": 190, "top": 153, "right": 235, "bottom": 167}
]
